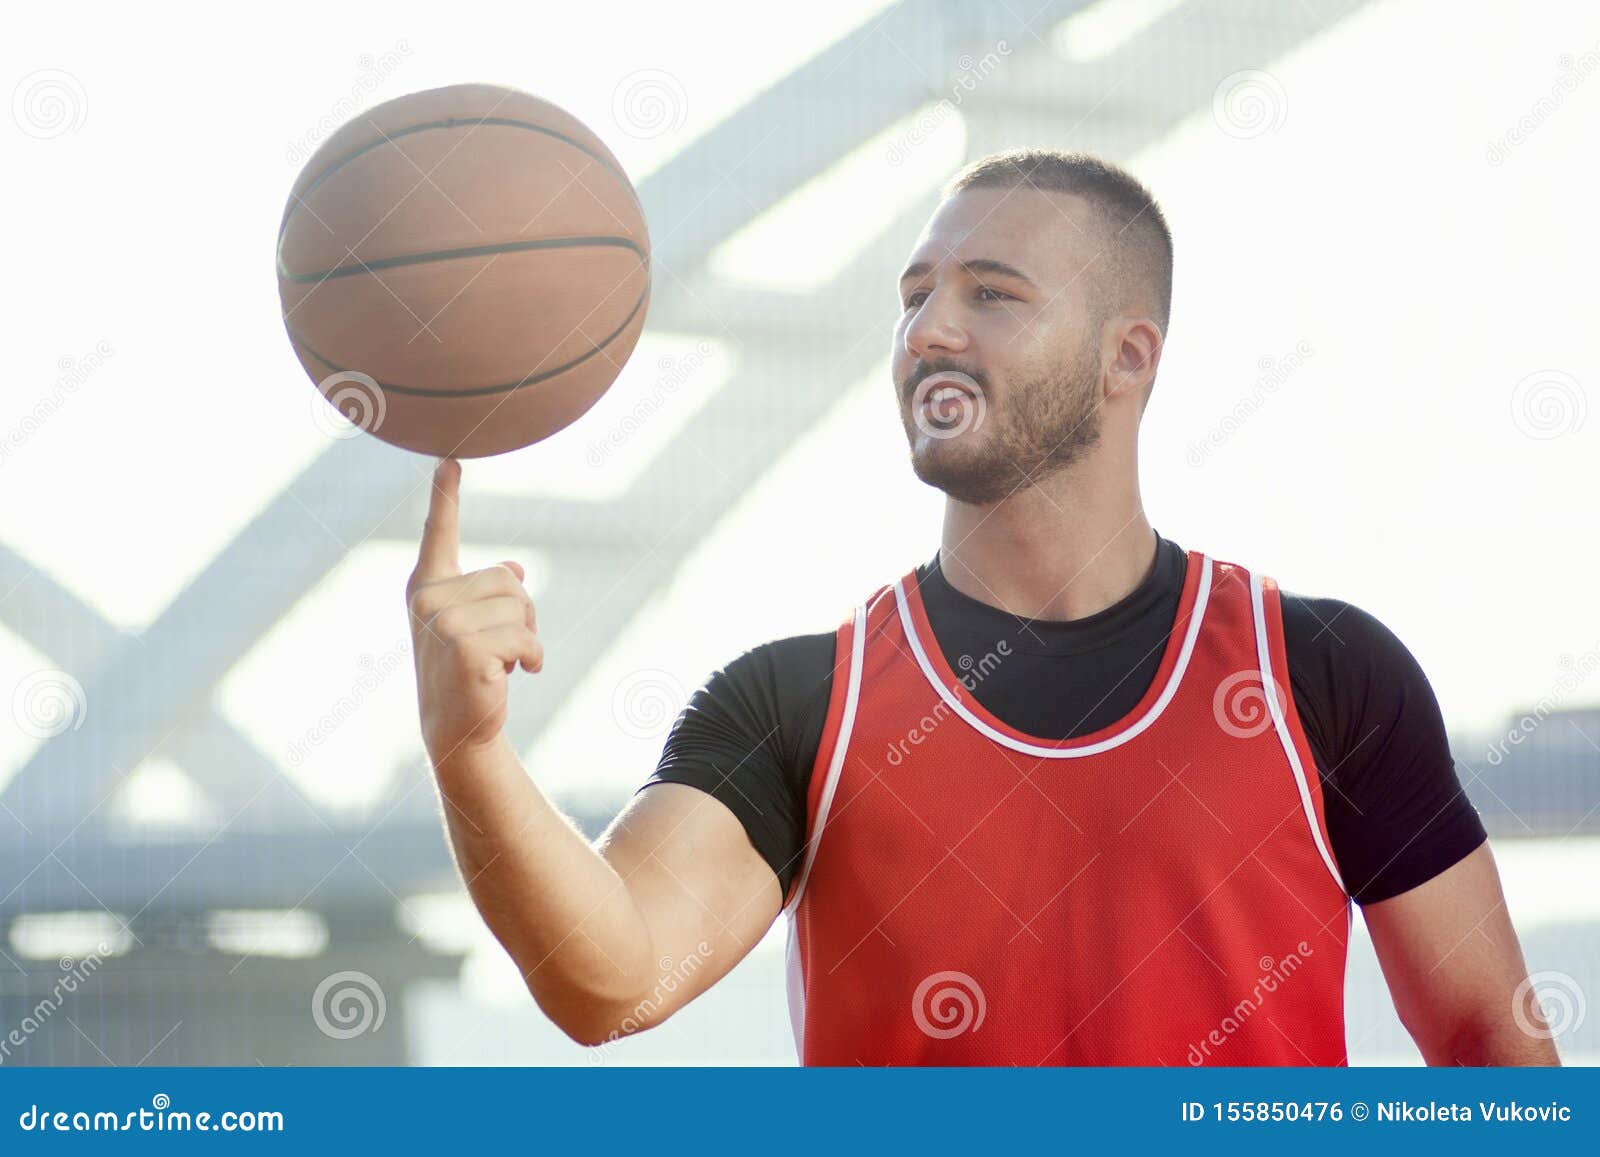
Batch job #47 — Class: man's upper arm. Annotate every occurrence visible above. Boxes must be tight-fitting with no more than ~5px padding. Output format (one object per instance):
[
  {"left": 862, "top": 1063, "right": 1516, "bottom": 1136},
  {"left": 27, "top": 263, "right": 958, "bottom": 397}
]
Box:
[
  {"left": 1362, "top": 842, "right": 1558, "bottom": 1064},
  {"left": 1282, "top": 594, "right": 1557, "bottom": 1063},
  {"left": 1280, "top": 593, "right": 1487, "bottom": 904},
  {"left": 640, "top": 633, "right": 835, "bottom": 899},
  {"left": 594, "top": 782, "right": 782, "bottom": 1022},
  {"left": 588, "top": 634, "right": 834, "bottom": 1028}
]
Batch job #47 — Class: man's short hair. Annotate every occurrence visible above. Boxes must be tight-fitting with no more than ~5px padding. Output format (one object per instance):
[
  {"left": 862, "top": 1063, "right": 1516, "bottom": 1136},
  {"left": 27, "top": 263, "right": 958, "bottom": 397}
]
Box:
[{"left": 942, "top": 148, "right": 1173, "bottom": 333}]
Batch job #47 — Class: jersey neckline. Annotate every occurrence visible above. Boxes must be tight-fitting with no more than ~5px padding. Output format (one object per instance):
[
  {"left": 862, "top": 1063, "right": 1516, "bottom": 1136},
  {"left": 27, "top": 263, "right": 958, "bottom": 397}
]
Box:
[
  {"left": 918, "top": 533, "right": 1186, "bottom": 657},
  {"left": 891, "top": 549, "right": 1214, "bottom": 757}
]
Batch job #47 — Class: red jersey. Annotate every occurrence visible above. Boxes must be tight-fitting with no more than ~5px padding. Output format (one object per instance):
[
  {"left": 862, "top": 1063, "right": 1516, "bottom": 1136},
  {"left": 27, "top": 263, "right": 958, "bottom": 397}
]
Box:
[{"left": 784, "top": 549, "right": 1351, "bottom": 1066}]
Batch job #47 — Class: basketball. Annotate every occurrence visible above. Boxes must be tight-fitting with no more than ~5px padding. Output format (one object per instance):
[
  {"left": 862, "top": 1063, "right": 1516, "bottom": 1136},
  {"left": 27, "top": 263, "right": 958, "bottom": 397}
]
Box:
[{"left": 276, "top": 82, "right": 650, "bottom": 458}]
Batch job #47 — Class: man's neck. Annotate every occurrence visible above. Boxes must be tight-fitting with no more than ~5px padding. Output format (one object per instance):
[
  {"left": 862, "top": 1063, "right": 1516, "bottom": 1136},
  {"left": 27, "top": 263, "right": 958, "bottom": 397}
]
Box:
[{"left": 937, "top": 477, "right": 1157, "bottom": 623}]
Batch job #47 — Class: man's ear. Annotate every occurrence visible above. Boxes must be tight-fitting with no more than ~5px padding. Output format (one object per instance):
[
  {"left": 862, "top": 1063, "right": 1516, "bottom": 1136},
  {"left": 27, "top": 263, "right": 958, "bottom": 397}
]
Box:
[{"left": 1105, "top": 317, "right": 1162, "bottom": 404}]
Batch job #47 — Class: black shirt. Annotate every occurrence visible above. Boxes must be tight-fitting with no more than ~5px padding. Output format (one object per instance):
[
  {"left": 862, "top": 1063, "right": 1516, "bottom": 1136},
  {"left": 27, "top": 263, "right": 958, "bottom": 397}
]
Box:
[{"left": 641, "top": 532, "right": 1487, "bottom": 906}]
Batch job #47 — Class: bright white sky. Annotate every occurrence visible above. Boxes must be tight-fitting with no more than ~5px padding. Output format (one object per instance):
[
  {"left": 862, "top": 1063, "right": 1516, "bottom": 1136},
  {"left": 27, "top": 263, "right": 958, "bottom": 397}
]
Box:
[{"left": 2, "top": 0, "right": 1598, "bottom": 821}]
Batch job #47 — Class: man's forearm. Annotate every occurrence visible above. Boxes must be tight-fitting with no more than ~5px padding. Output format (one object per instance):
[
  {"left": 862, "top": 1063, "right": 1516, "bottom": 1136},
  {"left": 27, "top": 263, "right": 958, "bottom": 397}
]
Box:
[
  {"left": 1422, "top": 1013, "right": 1562, "bottom": 1066},
  {"left": 432, "top": 730, "right": 657, "bottom": 1041}
]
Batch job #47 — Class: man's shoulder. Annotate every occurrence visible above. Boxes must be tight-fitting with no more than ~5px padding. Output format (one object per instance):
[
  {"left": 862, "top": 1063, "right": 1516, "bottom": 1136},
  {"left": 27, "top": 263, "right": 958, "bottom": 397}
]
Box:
[
  {"left": 701, "top": 629, "right": 840, "bottom": 719},
  {"left": 725, "top": 573, "right": 910, "bottom": 680},
  {"left": 1275, "top": 585, "right": 1424, "bottom": 675},
  {"left": 1270, "top": 581, "right": 1449, "bottom": 785},
  {"left": 1194, "top": 544, "right": 1417, "bottom": 672},
  {"left": 732, "top": 629, "right": 839, "bottom": 678},
  {"left": 709, "top": 561, "right": 936, "bottom": 706}
]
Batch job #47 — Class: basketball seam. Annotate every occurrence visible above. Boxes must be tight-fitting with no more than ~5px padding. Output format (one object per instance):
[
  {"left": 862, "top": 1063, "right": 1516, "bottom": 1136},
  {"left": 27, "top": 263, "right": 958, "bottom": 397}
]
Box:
[
  {"left": 278, "top": 234, "right": 646, "bottom": 284},
  {"left": 285, "top": 276, "right": 650, "bottom": 399},
  {"left": 277, "top": 114, "right": 637, "bottom": 245}
]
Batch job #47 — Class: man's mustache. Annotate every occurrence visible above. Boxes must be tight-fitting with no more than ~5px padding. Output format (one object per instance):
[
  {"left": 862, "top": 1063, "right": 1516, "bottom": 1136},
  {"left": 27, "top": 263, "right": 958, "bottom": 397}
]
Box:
[{"left": 902, "top": 363, "right": 987, "bottom": 401}]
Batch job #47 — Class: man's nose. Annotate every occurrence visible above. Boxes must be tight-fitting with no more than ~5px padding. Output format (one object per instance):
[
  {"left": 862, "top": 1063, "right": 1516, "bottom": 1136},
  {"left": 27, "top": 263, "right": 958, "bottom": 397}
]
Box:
[{"left": 903, "top": 295, "right": 969, "bottom": 361}]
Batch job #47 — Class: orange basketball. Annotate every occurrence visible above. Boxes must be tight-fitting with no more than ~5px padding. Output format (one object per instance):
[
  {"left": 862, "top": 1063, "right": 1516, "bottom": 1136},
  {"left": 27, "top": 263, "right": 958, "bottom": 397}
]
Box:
[{"left": 276, "top": 83, "right": 650, "bottom": 458}]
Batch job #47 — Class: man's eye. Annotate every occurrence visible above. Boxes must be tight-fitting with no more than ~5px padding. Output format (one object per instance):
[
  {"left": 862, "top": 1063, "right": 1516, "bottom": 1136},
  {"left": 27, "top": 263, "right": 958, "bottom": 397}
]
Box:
[{"left": 903, "top": 287, "right": 1011, "bottom": 309}]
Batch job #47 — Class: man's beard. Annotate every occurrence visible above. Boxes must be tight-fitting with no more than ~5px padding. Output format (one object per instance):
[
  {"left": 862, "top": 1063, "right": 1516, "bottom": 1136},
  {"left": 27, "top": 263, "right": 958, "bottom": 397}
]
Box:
[{"left": 902, "top": 349, "right": 1103, "bottom": 505}]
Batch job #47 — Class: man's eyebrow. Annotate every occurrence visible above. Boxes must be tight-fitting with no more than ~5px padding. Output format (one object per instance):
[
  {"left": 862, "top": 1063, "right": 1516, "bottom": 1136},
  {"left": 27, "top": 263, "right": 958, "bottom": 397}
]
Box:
[{"left": 897, "top": 257, "right": 1039, "bottom": 288}]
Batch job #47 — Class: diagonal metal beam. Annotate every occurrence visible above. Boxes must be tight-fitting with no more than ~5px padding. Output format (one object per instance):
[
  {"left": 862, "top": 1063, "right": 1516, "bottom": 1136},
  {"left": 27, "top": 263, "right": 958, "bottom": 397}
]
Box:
[
  {"left": 637, "top": 0, "right": 1087, "bottom": 275},
  {"left": 0, "top": 542, "right": 338, "bottom": 826},
  {"left": 2, "top": 436, "right": 422, "bottom": 831}
]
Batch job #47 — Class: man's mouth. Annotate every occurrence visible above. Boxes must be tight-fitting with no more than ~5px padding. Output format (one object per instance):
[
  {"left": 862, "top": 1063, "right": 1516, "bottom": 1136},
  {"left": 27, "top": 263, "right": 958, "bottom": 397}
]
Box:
[
  {"left": 911, "top": 370, "right": 980, "bottom": 405},
  {"left": 909, "top": 370, "right": 987, "bottom": 436}
]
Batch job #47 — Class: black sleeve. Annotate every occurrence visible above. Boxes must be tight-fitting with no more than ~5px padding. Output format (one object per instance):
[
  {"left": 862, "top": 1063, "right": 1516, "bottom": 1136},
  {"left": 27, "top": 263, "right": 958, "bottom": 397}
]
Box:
[
  {"left": 1281, "top": 593, "right": 1488, "bottom": 906},
  {"left": 636, "top": 631, "right": 835, "bottom": 897}
]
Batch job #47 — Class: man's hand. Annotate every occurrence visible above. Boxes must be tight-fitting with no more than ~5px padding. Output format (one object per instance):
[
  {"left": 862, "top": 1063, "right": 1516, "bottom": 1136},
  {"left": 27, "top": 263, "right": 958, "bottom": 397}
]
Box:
[
  {"left": 402, "top": 457, "right": 780, "bottom": 1045},
  {"left": 406, "top": 458, "right": 542, "bottom": 764}
]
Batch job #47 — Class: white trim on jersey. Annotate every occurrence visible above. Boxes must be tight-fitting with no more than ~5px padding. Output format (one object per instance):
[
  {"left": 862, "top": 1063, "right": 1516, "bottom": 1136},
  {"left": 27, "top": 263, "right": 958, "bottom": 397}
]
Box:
[
  {"left": 785, "top": 601, "right": 868, "bottom": 915},
  {"left": 784, "top": 599, "right": 870, "bottom": 1060},
  {"left": 1249, "top": 570, "right": 1349, "bottom": 896},
  {"left": 891, "top": 554, "right": 1215, "bottom": 758},
  {"left": 784, "top": 913, "right": 804, "bottom": 1061}
]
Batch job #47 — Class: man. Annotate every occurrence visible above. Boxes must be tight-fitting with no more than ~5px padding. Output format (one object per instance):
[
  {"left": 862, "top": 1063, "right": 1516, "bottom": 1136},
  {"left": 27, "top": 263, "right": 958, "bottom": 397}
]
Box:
[{"left": 406, "top": 149, "right": 1558, "bottom": 1065}]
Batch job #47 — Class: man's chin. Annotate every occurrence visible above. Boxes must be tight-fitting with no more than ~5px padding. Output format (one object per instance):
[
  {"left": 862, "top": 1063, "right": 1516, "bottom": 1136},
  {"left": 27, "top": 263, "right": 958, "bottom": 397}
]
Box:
[{"left": 909, "top": 445, "right": 1016, "bottom": 506}]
